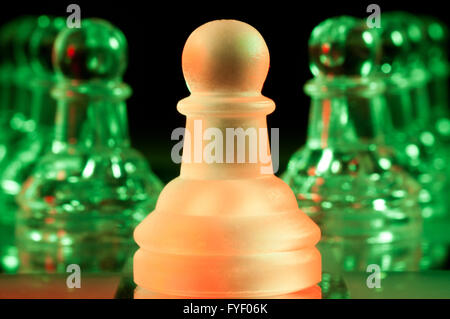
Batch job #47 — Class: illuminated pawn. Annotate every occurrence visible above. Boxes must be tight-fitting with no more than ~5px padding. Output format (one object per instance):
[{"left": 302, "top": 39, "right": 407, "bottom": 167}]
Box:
[
  {"left": 0, "top": 17, "right": 38, "bottom": 274},
  {"left": 389, "top": 12, "right": 448, "bottom": 147},
  {"left": 0, "top": 20, "right": 17, "bottom": 274},
  {"left": 378, "top": 13, "right": 449, "bottom": 269},
  {"left": 420, "top": 16, "right": 449, "bottom": 138},
  {"left": 282, "top": 16, "right": 422, "bottom": 273},
  {"left": 0, "top": 20, "right": 17, "bottom": 199},
  {"left": 420, "top": 15, "right": 450, "bottom": 221},
  {"left": 0, "top": 20, "right": 15, "bottom": 145},
  {"left": 0, "top": 17, "right": 66, "bottom": 274},
  {"left": 0, "top": 16, "right": 65, "bottom": 214},
  {"left": 420, "top": 18, "right": 450, "bottom": 261},
  {"left": 0, "top": 17, "right": 37, "bottom": 170},
  {"left": 134, "top": 20, "right": 321, "bottom": 299},
  {"left": 17, "top": 19, "right": 163, "bottom": 273},
  {"left": 8, "top": 16, "right": 37, "bottom": 137}
]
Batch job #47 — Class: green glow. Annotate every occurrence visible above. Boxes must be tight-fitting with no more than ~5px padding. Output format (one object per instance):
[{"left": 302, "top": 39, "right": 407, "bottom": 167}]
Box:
[
  {"left": 377, "top": 13, "right": 450, "bottom": 270},
  {"left": 0, "top": 15, "right": 60, "bottom": 207},
  {"left": 30, "top": 231, "right": 42, "bottom": 242},
  {"left": 112, "top": 162, "right": 122, "bottom": 178},
  {"left": 317, "top": 148, "right": 333, "bottom": 173},
  {"left": 87, "top": 56, "right": 99, "bottom": 71},
  {"left": 419, "top": 190, "right": 432, "bottom": 205},
  {"left": 343, "top": 256, "right": 356, "bottom": 271},
  {"left": 60, "top": 237, "right": 73, "bottom": 246},
  {"left": 309, "top": 64, "right": 320, "bottom": 77},
  {"left": 408, "top": 25, "right": 422, "bottom": 42},
  {"left": 82, "top": 159, "right": 96, "bottom": 178},
  {"left": 381, "top": 63, "right": 392, "bottom": 74},
  {"left": 420, "top": 131, "right": 435, "bottom": 146},
  {"left": 436, "top": 119, "right": 450, "bottom": 136},
  {"left": 331, "top": 160, "right": 341, "bottom": 173},
  {"left": 109, "top": 37, "right": 119, "bottom": 49},
  {"left": 422, "top": 16, "right": 449, "bottom": 147},
  {"left": 379, "top": 231, "right": 393, "bottom": 243},
  {"left": 283, "top": 16, "right": 422, "bottom": 272},
  {"left": 15, "top": 19, "right": 163, "bottom": 273},
  {"left": 48, "top": 233, "right": 58, "bottom": 242},
  {"left": 378, "top": 158, "right": 391, "bottom": 170},
  {"left": 54, "top": 17, "right": 65, "bottom": 29},
  {"left": 361, "top": 61, "right": 372, "bottom": 76},
  {"left": 362, "top": 31, "right": 374, "bottom": 45},
  {"left": 0, "top": 17, "right": 44, "bottom": 271},
  {"left": 1, "top": 180, "right": 20, "bottom": 195},
  {"left": 405, "top": 144, "right": 419, "bottom": 157},
  {"left": 2, "top": 255, "right": 19, "bottom": 270},
  {"left": 37, "top": 15, "right": 50, "bottom": 28},
  {"left": 373, "top": 199, "right": 387, "bottom": 211},
  {"left": 391, "top": 31, "right": 403, "bottom": 46},
  {"left": 428, "top": 22, "right": 444, "bottom": 40}
]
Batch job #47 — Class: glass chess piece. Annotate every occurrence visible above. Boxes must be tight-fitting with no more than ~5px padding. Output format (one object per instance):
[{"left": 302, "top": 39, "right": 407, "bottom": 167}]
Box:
[
  {"left": 0, "top": 21, "right": 16, "bottom": 273},
  {"left": 2, "top": 17, "right": 37, "bottom": 148},
  {"left": 282, "top": 16, "right": 423, "bottom": 273},
  {"left": 0, "top": 20, "right": 16, "bottom": 151},
  {"left": 0, "top": 16, "right": 64, "bottom": 224},
  {"left": 16, "top": 18, "right": 163, "bottom": 273},
  {"left": 0, "top": 16, "right": 37, "bottom": 173},
  {"left": 0, "top": 16, "right": 38, "bottom": 274},
  {"left": 418, "top": 15, "right": 450, "bottom": 224},
  {"left": 419, "top": 15, "right": 450, "bottom": 267},
  {"left": 377, "top": 12, "right": 448, "bottom": 269},
  {"left": 133, "top": 19, "right": 321, "bottom": 299}
]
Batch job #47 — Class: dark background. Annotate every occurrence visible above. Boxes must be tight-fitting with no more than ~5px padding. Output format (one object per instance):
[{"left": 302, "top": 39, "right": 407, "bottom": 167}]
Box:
[{"left": 0, "top": 0, "right": 448, "bottom": 182}]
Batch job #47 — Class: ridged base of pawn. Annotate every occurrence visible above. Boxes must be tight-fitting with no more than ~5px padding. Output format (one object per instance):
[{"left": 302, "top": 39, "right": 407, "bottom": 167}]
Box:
[
  {"left": 134, "top": 247, "right": 321, "bottom": 298},
  {"left": 134, "top": 285, "right": 321, "bottom": 299},
  {"left": 134, "top": 176, "right": 321, "bottom": 297}
]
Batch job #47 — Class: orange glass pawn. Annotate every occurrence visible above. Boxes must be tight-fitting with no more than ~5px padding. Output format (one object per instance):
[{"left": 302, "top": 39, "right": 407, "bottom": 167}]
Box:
[{"left": 133, "top": 19, "right": 321, "bottom": 299}]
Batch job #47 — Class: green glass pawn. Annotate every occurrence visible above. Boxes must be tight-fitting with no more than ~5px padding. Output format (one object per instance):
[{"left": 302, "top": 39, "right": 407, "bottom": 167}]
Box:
[
  {"left": 0, "top": 17, "right": 37, "bottom": 168},
  {"left": 0, "top": 21, "right": 16, "bottom": 148},
  {"left": 8, "top": 16, "right": 37, "bottom": 136},
  {"left": 0, "top": 16, "right": 64, "bottom": 213},
  {"left": 0, "top": 21, "right": 16, "bottom": 273},
  {"left": 282, "top": 16, "right": 422, "bottom": 273},
  {"left": 377, "top": 13, "right": 449, "bottom": 269},
  {"left": 16, "top": 19, "right": 163, "bottom": 273},
  {"left": 0, "top": 17, "right": 38, "bottom": 274}
]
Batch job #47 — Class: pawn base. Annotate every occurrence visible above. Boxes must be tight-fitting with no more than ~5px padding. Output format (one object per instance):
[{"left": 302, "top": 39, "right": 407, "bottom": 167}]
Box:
[{"left": 134, "top": 285, "right": 321, "bottom": 299}]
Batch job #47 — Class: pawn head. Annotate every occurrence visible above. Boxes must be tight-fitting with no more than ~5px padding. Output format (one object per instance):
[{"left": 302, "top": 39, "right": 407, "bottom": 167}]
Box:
[
  {"left": 53, "top": 18, "right": 128, "bottom": 81},
  {"left": 378, "top": 12, "right": 431, "bottom": 76},
  {"left": 29, "top": 16, "right": 65, "bottom": 77},
  {"left": 422, "top": 16, "right": 448, "bottom": 47},
  {"left": 309, "top": 16, "right": 380, "bottom": 77},
  {"left": 182, "top": 19, "right": 270, "bottom": 94}
]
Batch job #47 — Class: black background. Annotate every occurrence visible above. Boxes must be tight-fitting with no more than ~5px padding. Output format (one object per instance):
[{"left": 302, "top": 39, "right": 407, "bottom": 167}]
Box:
[{"left": 0, "top": 0, "right": 448, "bottom": 181}]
